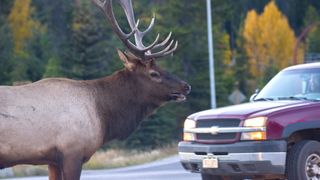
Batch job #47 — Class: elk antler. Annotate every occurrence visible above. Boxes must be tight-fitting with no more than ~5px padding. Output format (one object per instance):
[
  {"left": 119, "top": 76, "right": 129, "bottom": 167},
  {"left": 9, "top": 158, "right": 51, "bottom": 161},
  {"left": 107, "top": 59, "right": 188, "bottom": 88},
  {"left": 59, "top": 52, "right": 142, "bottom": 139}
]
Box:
[{"left": 92, "top": 0, "right": 178, "bottom": 62}]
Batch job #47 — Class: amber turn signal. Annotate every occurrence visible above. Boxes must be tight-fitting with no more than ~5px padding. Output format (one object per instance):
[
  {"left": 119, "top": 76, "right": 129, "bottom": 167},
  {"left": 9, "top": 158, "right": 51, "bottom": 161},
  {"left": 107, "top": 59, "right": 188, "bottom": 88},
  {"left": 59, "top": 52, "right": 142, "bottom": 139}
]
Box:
[
  {"left": 241, "top": 131, "right": 266, "bottom": 140},
  {"left": 183, "top": 132, "right": 195, "bottom": 141}
]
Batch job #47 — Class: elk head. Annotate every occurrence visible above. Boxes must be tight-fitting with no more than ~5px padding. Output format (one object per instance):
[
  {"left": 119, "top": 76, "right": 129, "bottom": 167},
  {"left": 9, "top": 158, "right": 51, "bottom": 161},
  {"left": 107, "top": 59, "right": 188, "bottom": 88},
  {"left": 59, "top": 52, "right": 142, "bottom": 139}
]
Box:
[{"left": 92, "top": 0, "right": 191, "bottom": 103}]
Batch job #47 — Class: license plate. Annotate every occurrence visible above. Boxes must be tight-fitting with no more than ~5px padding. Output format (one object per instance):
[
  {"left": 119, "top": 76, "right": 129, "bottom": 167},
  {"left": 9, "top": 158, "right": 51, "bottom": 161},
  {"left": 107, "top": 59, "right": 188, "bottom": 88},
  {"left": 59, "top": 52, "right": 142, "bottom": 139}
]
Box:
[{"left": 202, "top": 157, "right": 218, "bottom": 168}]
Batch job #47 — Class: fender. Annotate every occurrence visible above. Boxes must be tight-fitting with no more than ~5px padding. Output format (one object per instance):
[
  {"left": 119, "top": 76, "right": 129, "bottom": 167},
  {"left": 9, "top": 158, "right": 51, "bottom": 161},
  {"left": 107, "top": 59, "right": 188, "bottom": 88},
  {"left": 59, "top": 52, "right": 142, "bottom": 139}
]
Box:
[{"left": 282, "top": 121, "right": 320, "bottom": 138}]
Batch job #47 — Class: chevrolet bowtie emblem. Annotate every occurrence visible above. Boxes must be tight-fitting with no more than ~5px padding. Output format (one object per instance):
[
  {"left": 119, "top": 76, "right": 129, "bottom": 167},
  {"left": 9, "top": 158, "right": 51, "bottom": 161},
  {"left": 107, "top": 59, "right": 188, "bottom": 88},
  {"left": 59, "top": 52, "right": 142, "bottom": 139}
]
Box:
[{"left": 210, "top": 126, "right": 219, "bottom": 135}]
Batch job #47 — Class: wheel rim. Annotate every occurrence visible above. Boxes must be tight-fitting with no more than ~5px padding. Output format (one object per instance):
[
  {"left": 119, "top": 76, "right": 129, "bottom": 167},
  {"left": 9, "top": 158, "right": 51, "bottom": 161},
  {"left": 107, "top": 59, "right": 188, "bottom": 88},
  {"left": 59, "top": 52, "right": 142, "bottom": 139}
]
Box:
[{"left": 305, "top": 153, "right": 320, "bottom": 180}]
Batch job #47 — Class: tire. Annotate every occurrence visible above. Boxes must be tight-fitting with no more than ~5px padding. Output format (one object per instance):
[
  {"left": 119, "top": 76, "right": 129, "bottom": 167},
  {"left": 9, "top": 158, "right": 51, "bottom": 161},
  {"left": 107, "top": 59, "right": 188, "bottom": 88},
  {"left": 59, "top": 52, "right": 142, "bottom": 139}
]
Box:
[
  {"left": 286, "top": 140, "right": 320, "bottom": 180},
  {"left": 201, "top": 173, "right": 242, "bottom": 180}
]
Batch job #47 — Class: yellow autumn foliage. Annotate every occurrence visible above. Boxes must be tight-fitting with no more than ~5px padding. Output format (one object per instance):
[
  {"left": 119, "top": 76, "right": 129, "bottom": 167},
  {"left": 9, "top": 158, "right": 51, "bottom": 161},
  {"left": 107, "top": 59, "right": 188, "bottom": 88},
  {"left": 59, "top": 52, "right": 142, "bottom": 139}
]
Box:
[
  {"left": 220, "top": 32, "right": 233, "bottom": 76},
  {"left": 8, "top": 0, "right": 43, "bottom": 54},
  {"left": 221, "top": 33, "right": 232, "bottom": 66},
  {"left": 243, "top": 1, "right": 303, "bottom": 77}
]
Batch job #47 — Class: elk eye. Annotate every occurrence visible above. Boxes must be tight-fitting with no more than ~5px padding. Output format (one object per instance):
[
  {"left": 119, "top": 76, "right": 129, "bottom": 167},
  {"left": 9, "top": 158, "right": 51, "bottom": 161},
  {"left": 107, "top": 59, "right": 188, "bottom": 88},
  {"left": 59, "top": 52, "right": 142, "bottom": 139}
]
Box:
[{"left": 149, "top": 71, "right": 161, "bottom": 79}]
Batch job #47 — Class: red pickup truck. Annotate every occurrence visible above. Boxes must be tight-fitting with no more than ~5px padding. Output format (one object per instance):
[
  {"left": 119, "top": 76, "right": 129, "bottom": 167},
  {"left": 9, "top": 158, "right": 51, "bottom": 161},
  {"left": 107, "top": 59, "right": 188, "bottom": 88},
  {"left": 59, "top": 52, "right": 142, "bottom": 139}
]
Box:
[{"left": 179, "top": 62, "right": 320, "bottom": 180}]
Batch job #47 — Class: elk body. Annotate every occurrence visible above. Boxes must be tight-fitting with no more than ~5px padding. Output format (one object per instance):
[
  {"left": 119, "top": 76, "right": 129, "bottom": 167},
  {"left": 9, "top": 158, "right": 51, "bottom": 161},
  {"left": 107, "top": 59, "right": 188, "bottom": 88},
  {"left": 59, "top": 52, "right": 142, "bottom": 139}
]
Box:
[{"left": 0, "top": 0, "right": 190, "bottom": 180}]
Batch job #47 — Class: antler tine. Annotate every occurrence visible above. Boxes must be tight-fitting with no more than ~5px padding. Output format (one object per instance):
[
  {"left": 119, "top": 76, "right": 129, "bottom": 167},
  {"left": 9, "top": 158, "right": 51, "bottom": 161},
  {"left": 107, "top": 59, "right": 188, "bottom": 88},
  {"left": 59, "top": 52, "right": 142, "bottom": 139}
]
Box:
[
  {"left": 117, "top": 0, "right": 178, "bottom": 57},
  {"left": 140, "top": 15, "right": 155, "bottom": 37},
  {"left": 141, "top": 33, "right": 160, "bottom": 52},
  {"left": 92, "top": 0, "right": 145, "bottom": 55},
  {"left": 147, "top": 41, "right": 178, "bottom": 59},
  {"left": 92, "top": 0, "right": 131, "bottom": 39},
  {"left": 147, "top": 40, "right": 174, "bottom": 57},
  {"left": 93, "top": 0, "right": 178, "bottom": 60},
  {"left": 118, "top": 0, "right": 156, "bottom": 51},
  {"left": 164, "top": 41, "right": 178, "bottom": 55},
  {"left": 92, "top": 0, "right": 106, "bottom": 9},
  {"left": 152, "top": 32, "right": 172, "bottom": 50}
]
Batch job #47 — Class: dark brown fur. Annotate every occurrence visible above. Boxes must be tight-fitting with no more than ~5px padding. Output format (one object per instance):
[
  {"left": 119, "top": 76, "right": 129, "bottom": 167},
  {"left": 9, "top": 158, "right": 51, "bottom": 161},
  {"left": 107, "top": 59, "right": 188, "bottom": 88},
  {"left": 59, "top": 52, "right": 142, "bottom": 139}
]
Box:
[{"left": 93, "top": 61, "right": 189, "bottom": 141}]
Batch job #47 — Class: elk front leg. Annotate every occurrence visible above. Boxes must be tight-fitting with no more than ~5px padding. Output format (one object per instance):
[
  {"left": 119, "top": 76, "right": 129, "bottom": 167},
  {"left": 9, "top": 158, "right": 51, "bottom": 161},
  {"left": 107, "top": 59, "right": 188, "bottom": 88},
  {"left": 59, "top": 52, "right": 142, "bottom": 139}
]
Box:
[
  {"left": 48, "top": 164, "right": 62, "bottom": 180},
  {"left": 61, "top": 157, "right": 83, "bottom": 180}
]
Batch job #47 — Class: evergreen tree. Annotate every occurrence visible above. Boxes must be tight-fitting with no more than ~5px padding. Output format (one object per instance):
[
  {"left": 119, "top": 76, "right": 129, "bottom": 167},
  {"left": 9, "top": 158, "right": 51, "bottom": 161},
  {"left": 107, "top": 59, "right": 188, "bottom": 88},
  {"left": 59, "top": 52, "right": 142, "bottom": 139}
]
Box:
[
  {"left": 43, "top": 57, "right": 64, "bottom": 78},
  {"left": 24, "top": 28, "right": 52, "bottom": 82},
  {"left": 0, "top": 0, "right": 13, "bottom": 17},
  {"left": 7, "top": 0, "right": 48, "bottom": 83},
  {"left": 32, "top": 0, "right": 73, "bottom": 59},
  {"left": 66, "top": 1, "right": 107, "bottom": 80},
  {"left": 0, "top": 18, "right": 13, "bottom": 85},
  {"left": 9, "top": 52, "right": 30, "bottom": 83},
  {"left": 8, "top": 0, "right": 41, "bottom": 53},
  {"left": 126, "top": 113, "right": 176, "bottom": 149},
  {"left": 304, "top": 6, "right": 320, "bottom": 53}
]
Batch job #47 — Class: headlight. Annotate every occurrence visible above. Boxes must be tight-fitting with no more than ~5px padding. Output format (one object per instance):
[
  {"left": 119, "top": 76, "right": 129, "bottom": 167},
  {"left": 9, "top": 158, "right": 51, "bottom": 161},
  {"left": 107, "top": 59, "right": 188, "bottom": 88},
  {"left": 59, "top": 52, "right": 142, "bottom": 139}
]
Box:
[
  {"left": 241, "top": 117, "right": 267, "bottom": 140},
  {"left": 243, "top": 117, "right": 267, "bottom": 127},
  {"left": 183, "top": 119, "right": 196, "bottom": 141}
]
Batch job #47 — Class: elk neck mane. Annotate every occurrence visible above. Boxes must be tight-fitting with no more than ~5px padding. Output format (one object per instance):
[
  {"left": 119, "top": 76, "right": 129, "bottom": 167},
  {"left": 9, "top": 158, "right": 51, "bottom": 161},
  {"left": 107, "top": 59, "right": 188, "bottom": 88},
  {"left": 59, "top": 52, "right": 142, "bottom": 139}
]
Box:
[{"left": 91, "top": 68, "right": 162, "bottom": 143}]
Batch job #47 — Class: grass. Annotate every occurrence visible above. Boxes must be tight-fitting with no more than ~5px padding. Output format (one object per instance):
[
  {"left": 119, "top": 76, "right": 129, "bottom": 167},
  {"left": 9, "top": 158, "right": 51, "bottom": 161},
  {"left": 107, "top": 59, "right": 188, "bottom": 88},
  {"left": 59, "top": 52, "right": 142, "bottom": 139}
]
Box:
[
  {"left": 83, "top": 144, "right": 178, "bottom": 169},
  {"left": 7, "top": 144, "right": 178, "bottom": 177},
  {"left": 12, "top": 165, "right": 48, "bottom": 177}
]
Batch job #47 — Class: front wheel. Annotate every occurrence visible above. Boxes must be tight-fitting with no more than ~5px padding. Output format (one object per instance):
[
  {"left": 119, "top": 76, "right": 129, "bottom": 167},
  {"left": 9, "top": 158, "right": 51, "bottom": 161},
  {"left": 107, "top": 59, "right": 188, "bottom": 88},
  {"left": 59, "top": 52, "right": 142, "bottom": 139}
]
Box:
[{"left": 287, "top": 140, "right": 320, "bottom": 180}]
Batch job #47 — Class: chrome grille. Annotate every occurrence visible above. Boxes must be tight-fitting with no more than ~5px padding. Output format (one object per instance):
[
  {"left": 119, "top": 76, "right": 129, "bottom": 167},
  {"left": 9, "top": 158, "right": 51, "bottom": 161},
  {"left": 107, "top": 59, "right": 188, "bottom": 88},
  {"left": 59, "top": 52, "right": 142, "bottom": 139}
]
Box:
[{"left": 196, "top": 119, "right": 241, "bottom": 141}]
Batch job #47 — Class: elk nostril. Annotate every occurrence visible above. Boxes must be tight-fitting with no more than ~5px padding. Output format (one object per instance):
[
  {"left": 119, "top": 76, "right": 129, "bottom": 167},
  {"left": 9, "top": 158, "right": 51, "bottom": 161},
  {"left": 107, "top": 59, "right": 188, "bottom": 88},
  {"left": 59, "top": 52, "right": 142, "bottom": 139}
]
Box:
[{"left": 183, "top": 83, "right": 191, "bottom": 94}]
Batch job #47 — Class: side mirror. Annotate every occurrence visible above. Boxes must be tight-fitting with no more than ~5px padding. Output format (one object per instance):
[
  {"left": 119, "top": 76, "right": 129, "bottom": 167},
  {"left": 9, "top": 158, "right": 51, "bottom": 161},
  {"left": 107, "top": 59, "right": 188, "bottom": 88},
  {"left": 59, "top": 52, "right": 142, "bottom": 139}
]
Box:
[{"left": 249, "top": 89, "right": 260, "bottom": 102}]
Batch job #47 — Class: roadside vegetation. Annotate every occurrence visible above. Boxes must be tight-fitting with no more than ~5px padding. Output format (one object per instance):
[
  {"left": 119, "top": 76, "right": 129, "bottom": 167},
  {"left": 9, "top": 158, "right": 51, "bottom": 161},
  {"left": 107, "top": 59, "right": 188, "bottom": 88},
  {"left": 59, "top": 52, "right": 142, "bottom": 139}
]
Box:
[
  {"left": 9, "top": 144, "right": 178, "bottom": 177},
  {"left": 13, "top": 144, "right": 177, "bottom": 177},
  {"left": 83, "top": 144, "right": 177, "bottom": 169}
]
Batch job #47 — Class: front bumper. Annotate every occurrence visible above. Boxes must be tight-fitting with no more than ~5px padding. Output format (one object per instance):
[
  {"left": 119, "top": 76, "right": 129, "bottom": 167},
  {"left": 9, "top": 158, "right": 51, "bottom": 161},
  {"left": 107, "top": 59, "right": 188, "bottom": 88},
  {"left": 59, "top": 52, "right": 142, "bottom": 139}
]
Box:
[{"left": 178, "top": 140, "right": 287, "bottom": 177}]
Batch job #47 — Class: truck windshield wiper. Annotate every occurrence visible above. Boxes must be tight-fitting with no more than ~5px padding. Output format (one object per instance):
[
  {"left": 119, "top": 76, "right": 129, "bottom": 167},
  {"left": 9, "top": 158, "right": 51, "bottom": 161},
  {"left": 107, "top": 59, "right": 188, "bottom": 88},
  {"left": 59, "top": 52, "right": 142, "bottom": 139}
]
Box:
[
  {"left": 277, "top": 96, "right": 308, "bottom": 101},
  {"left": 253, "top": 98, "right": 274, "bottom": 101}
]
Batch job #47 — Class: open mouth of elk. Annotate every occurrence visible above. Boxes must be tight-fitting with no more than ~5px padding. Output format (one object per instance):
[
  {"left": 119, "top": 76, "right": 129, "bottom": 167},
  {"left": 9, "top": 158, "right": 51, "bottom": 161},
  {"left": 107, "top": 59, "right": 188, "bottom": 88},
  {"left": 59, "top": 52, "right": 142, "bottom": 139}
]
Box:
[{"left": 170, "top": 93, "right": 187, "bottom": 102}]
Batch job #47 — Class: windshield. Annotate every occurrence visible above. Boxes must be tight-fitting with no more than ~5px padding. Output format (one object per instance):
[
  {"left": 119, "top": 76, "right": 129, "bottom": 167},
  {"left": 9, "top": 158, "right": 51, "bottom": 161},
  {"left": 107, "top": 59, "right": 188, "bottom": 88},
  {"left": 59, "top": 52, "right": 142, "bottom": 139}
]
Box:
[{"left": 255, "top": 68, "right": 320, "bottom": 101}]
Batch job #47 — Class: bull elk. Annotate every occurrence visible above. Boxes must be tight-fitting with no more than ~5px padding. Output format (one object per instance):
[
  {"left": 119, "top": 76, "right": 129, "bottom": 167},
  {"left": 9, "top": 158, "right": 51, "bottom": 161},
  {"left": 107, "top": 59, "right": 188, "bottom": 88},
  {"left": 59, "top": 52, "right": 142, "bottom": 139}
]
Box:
[{"left": 0, "top": 0, "right": 190, "bottom": 179}]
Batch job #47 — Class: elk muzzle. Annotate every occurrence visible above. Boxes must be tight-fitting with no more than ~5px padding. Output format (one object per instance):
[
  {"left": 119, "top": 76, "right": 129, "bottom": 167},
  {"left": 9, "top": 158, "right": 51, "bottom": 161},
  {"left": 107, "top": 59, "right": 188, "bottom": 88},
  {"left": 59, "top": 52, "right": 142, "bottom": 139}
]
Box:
[{"left": 169, "top": 81, "right": 191, "bottom": 102}]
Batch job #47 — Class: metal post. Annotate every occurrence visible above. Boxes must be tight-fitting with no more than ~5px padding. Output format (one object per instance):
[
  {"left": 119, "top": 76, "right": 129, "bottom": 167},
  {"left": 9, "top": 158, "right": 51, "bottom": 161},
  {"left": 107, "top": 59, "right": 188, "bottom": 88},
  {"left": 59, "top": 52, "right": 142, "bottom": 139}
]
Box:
[{"left": 206, "top": 0, "right": 216, "bottom": 109}]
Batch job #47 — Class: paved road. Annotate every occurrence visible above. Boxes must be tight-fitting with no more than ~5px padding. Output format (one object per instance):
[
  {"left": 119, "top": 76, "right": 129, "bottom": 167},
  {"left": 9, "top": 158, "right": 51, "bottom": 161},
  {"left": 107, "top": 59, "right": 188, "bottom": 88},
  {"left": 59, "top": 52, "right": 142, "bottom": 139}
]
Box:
[{"left": 1, "top": 155, "right": 201, "bottom": 180}]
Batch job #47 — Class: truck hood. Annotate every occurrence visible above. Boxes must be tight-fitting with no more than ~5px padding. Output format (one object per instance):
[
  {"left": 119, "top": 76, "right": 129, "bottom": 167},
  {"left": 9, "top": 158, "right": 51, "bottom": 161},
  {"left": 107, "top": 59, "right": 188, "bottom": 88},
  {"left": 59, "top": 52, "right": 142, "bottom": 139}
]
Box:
[{"left": 188, "top": 101, "right": 315, "bottom": 120}]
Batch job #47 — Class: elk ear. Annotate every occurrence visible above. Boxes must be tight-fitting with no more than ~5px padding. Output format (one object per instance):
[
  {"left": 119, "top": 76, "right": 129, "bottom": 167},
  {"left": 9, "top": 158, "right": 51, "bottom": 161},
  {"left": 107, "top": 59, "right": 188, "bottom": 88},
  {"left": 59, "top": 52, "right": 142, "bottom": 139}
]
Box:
[{"left": 117, "top": 49, "right": 136, "bottom": 71}]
